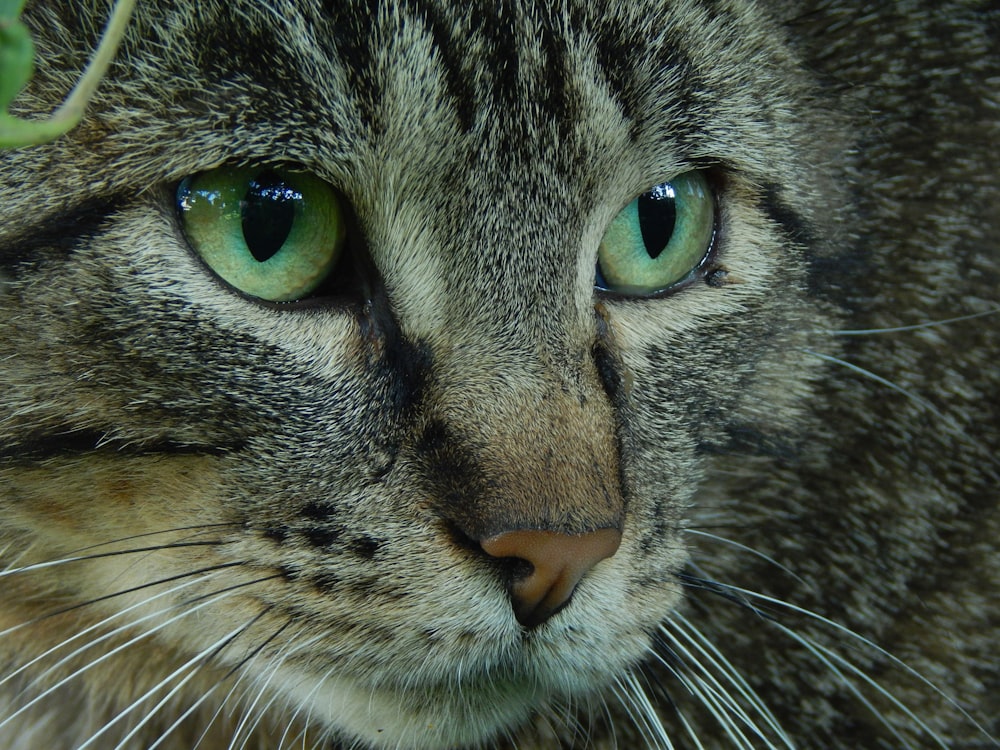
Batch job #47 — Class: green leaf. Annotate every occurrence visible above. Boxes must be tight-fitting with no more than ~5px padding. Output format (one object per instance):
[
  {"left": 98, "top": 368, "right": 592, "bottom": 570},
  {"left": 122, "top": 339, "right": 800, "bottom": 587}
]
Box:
[
  {"left": 0, "top": 0, "right": 29, "bottom": 22},
  {"left": 0, "top": 10, "right": 34, "bottom": 109}
]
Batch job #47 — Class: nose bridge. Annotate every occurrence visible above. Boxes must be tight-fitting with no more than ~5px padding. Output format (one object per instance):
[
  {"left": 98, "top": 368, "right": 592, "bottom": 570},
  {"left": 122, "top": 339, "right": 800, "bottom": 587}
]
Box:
[
  {"left": 420, "top": 340, "right": 626, "bottom": 541},
  {"left": 483, "top": 380, "right": 624, "bottom": 534},
  {"left": 426, "top": 351, "right": 626, "bottom": 628}
]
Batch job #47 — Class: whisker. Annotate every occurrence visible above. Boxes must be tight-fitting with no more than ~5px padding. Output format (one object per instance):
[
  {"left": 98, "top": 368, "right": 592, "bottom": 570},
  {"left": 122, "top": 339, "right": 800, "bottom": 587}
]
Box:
[
  {"left": 643, "top": 645, "right": 713, "bottom": 750},
  {"left": 661, "top": 615, "right": 792, "bottom": 748},
  {"left": 687, "top": 576, "right": 996, "bottom": 744},
  {"left": 683, "top": 529, "right": 805, "bottom": 585},
  {"left": 179, "top": 573, "right": 284, "bottom": 608},
  {"left": 673, "top": 613, "right": 792, "bottom": 747},
  {"left": 612, "top": 671, "right": 673, "bottom": 749},
  {"left": 96, "top": 610, "right": 270, "bottom": 750},
  {"left": 9, "top": 570, "right": 259, "bottom": 692},
  {"left": 770, "top": 621, "right": 924, "bottom": 750},
  {"left": 224, "top": 616, "right": 293, "bottom": 681},
  {"left": 287, "top": 725, "right": 309, "bottom": 750},
  {"left": 0, "top": 574, "right": 280, "bottom": 732},
  {"left": 670, "top": 700, "right": 708, "bottom": 750},
  {"left": 62, "top": 523, "right": 242, "bottom": 557},
  {"left": 548, "top": 691, "right": 591, "bottom": 750},
  {"left": 653, "top": 653, "right": 754, "bottom": 750},
  {"left": 678, "top": 572, "right": 774, "bottom": 621},
  {"left": 211, "top": 632, "right": 326, "bottom": 750},
  {"left": 276, "top": 684, "right": 311, "bottom": 750},
  {"left": 715, "top": 580, "right": 992, "bottom": 739},
  {"left": 822, "top": 308, "right": 999, "bottom": 336},
  {"left": 597, "top": 687, "right": 624, "bottom": 750},
  {"left": 280, "top": 662, "right": 343, "bottom": 750},
  {"left": 650, "top": 635, "right": 762, "bottom": 750},
  {"left": 802, "top": 349, "right": 952, "bottom": 424},
  {"left": 230, "top": 676, "right": 284, "bottom": 750},
  {"left": 191, "top": 662, "right": 258, "bottom": 750},
  {"left": 278, "top": 721, "right": 308, "bottom": 750},
  {"left": 310, "top": 727, "right": 333, "bottom": 750},
  {"left": 0, "top": 539, "right": 232, "bottom": 581},
  {"left": 147, "top": 678, "right": 224, "bottom": 750},
  {"left": 226, "top": 621, "right": 297, "bottom": 750},
  {"left": 0, "top": 560, "right": 246, "bottom": 640},
  {"left": 0, "top": 566, "right": 239, "bottom": 688}
]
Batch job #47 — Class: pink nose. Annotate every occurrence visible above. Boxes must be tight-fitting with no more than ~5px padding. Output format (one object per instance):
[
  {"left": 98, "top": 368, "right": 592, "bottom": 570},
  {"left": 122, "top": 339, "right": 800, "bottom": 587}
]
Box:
[{"left": 480, "top": 528, "right": 622, "bottom": 628}]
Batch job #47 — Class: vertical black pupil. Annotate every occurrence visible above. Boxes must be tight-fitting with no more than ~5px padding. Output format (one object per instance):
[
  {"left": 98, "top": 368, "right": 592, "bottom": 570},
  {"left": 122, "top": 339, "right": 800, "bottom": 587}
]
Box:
[
  {"left": 242, "top": 171, "right": 298, "bottom": 263},
  {"left": 637, "top": 183, "right": 677, "bottom": 259}
]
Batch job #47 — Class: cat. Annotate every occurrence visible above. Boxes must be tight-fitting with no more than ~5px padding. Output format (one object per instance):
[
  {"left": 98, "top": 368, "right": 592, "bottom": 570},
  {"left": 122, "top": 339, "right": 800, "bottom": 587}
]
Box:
[{"left": 0, "top": 0, "right": 997, "bottom": 748}]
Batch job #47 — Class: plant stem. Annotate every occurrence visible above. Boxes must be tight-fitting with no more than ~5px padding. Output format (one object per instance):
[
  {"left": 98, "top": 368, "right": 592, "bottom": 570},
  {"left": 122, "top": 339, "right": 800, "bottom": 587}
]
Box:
[{"left": 0, "top": 0, "right": 137, "bottom": 148}]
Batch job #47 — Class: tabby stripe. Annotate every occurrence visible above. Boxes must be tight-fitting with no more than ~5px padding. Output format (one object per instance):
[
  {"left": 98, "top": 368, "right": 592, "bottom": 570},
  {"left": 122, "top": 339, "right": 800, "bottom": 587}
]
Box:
[
  {"left": 700, "top": 423, "right": 799, "bottom": 460},
  {"left": 0, "top": 430, "right": 242, "bottom": 462},
  {"left": 358, "top": 281, "right": 433, "bottom": 421},
  {"left": 535, "top": 15, "right": 575, "bottom": 131},
  {"left": 758, "top": 183, "right": 815, "bottom": 246},
  {"left": 806, "top": 246, "right": 869, "bottom": 301},
  {"left": 405, "top": 0, "right": 478, "bottom": 133},
  {"left": 591, "top": 16, "right": 705, "bottom": 149},
  {"left": 755, "top": 183, "right": 866, "bottom": 301},
  {"left": 0, "top": 197, "right": 124, "bottom": 273},
  {"left": 197, "top": 10, "right": 300, "bottom": 95},
  {"left": 592, "top": 15, "right": 647, "bottom": 128},
  {"left": 474, "top": 3, "right": 519, "bottom": 113},
  {"left": 318, "top": 0, "right": 382, "bottom": 131}
]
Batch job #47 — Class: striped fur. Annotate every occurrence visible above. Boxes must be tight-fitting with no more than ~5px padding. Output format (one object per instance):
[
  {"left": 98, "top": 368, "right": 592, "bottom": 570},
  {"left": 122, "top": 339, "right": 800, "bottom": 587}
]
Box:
[{"left": 0, "top": 1, "right": 997, "bottom": 748}]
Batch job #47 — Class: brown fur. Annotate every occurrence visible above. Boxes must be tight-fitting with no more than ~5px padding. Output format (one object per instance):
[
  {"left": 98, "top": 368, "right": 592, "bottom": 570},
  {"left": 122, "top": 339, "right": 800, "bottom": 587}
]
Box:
[{"left": 1, "top": 0, "right": 997, "bottom": 748}]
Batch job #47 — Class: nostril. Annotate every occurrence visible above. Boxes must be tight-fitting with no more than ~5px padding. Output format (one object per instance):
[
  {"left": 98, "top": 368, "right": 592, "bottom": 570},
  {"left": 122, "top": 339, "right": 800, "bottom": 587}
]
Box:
[
  {"left": 491, "top": 554, "right": 535, "bottom": 583},
  {"left": 480, "top": 528, "right": 621, "bottom": 628}
]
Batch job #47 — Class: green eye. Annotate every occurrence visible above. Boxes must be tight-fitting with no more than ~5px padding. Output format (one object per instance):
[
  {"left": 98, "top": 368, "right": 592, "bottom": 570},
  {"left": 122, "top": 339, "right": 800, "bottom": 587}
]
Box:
[
  {"left": 177, "top": 166, "right": 347, "bottom": 302},
  {"left": 596, "top": 170, "right": 714, "bottom": 295}
]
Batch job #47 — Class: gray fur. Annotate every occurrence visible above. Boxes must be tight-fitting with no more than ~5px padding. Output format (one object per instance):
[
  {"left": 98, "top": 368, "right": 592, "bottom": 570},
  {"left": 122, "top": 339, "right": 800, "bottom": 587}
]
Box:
[{"left": 0, "top": 0, "right": 997, "bottom": 748}]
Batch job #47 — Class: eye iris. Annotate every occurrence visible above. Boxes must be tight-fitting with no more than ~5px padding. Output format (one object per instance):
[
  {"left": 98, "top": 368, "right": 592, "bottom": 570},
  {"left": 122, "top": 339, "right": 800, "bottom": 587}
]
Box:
[
  {"left": 177, "top": 166, "right": 347, "bottom": 303},
  {"left": 637, "top": 184, "right": 677, "bottom": 260},
  {"left": 596, "top": 170, "right": 714, "bottom": 295},
  {"left": 242, "top": 170, "right": 298, "bottom": 263}
]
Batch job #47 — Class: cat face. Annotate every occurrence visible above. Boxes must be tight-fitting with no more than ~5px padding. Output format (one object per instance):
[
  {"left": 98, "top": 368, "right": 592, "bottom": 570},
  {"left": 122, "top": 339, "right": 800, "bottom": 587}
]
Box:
[{"left": 4, "top": 1, "right": 996, "bottom": 749}]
